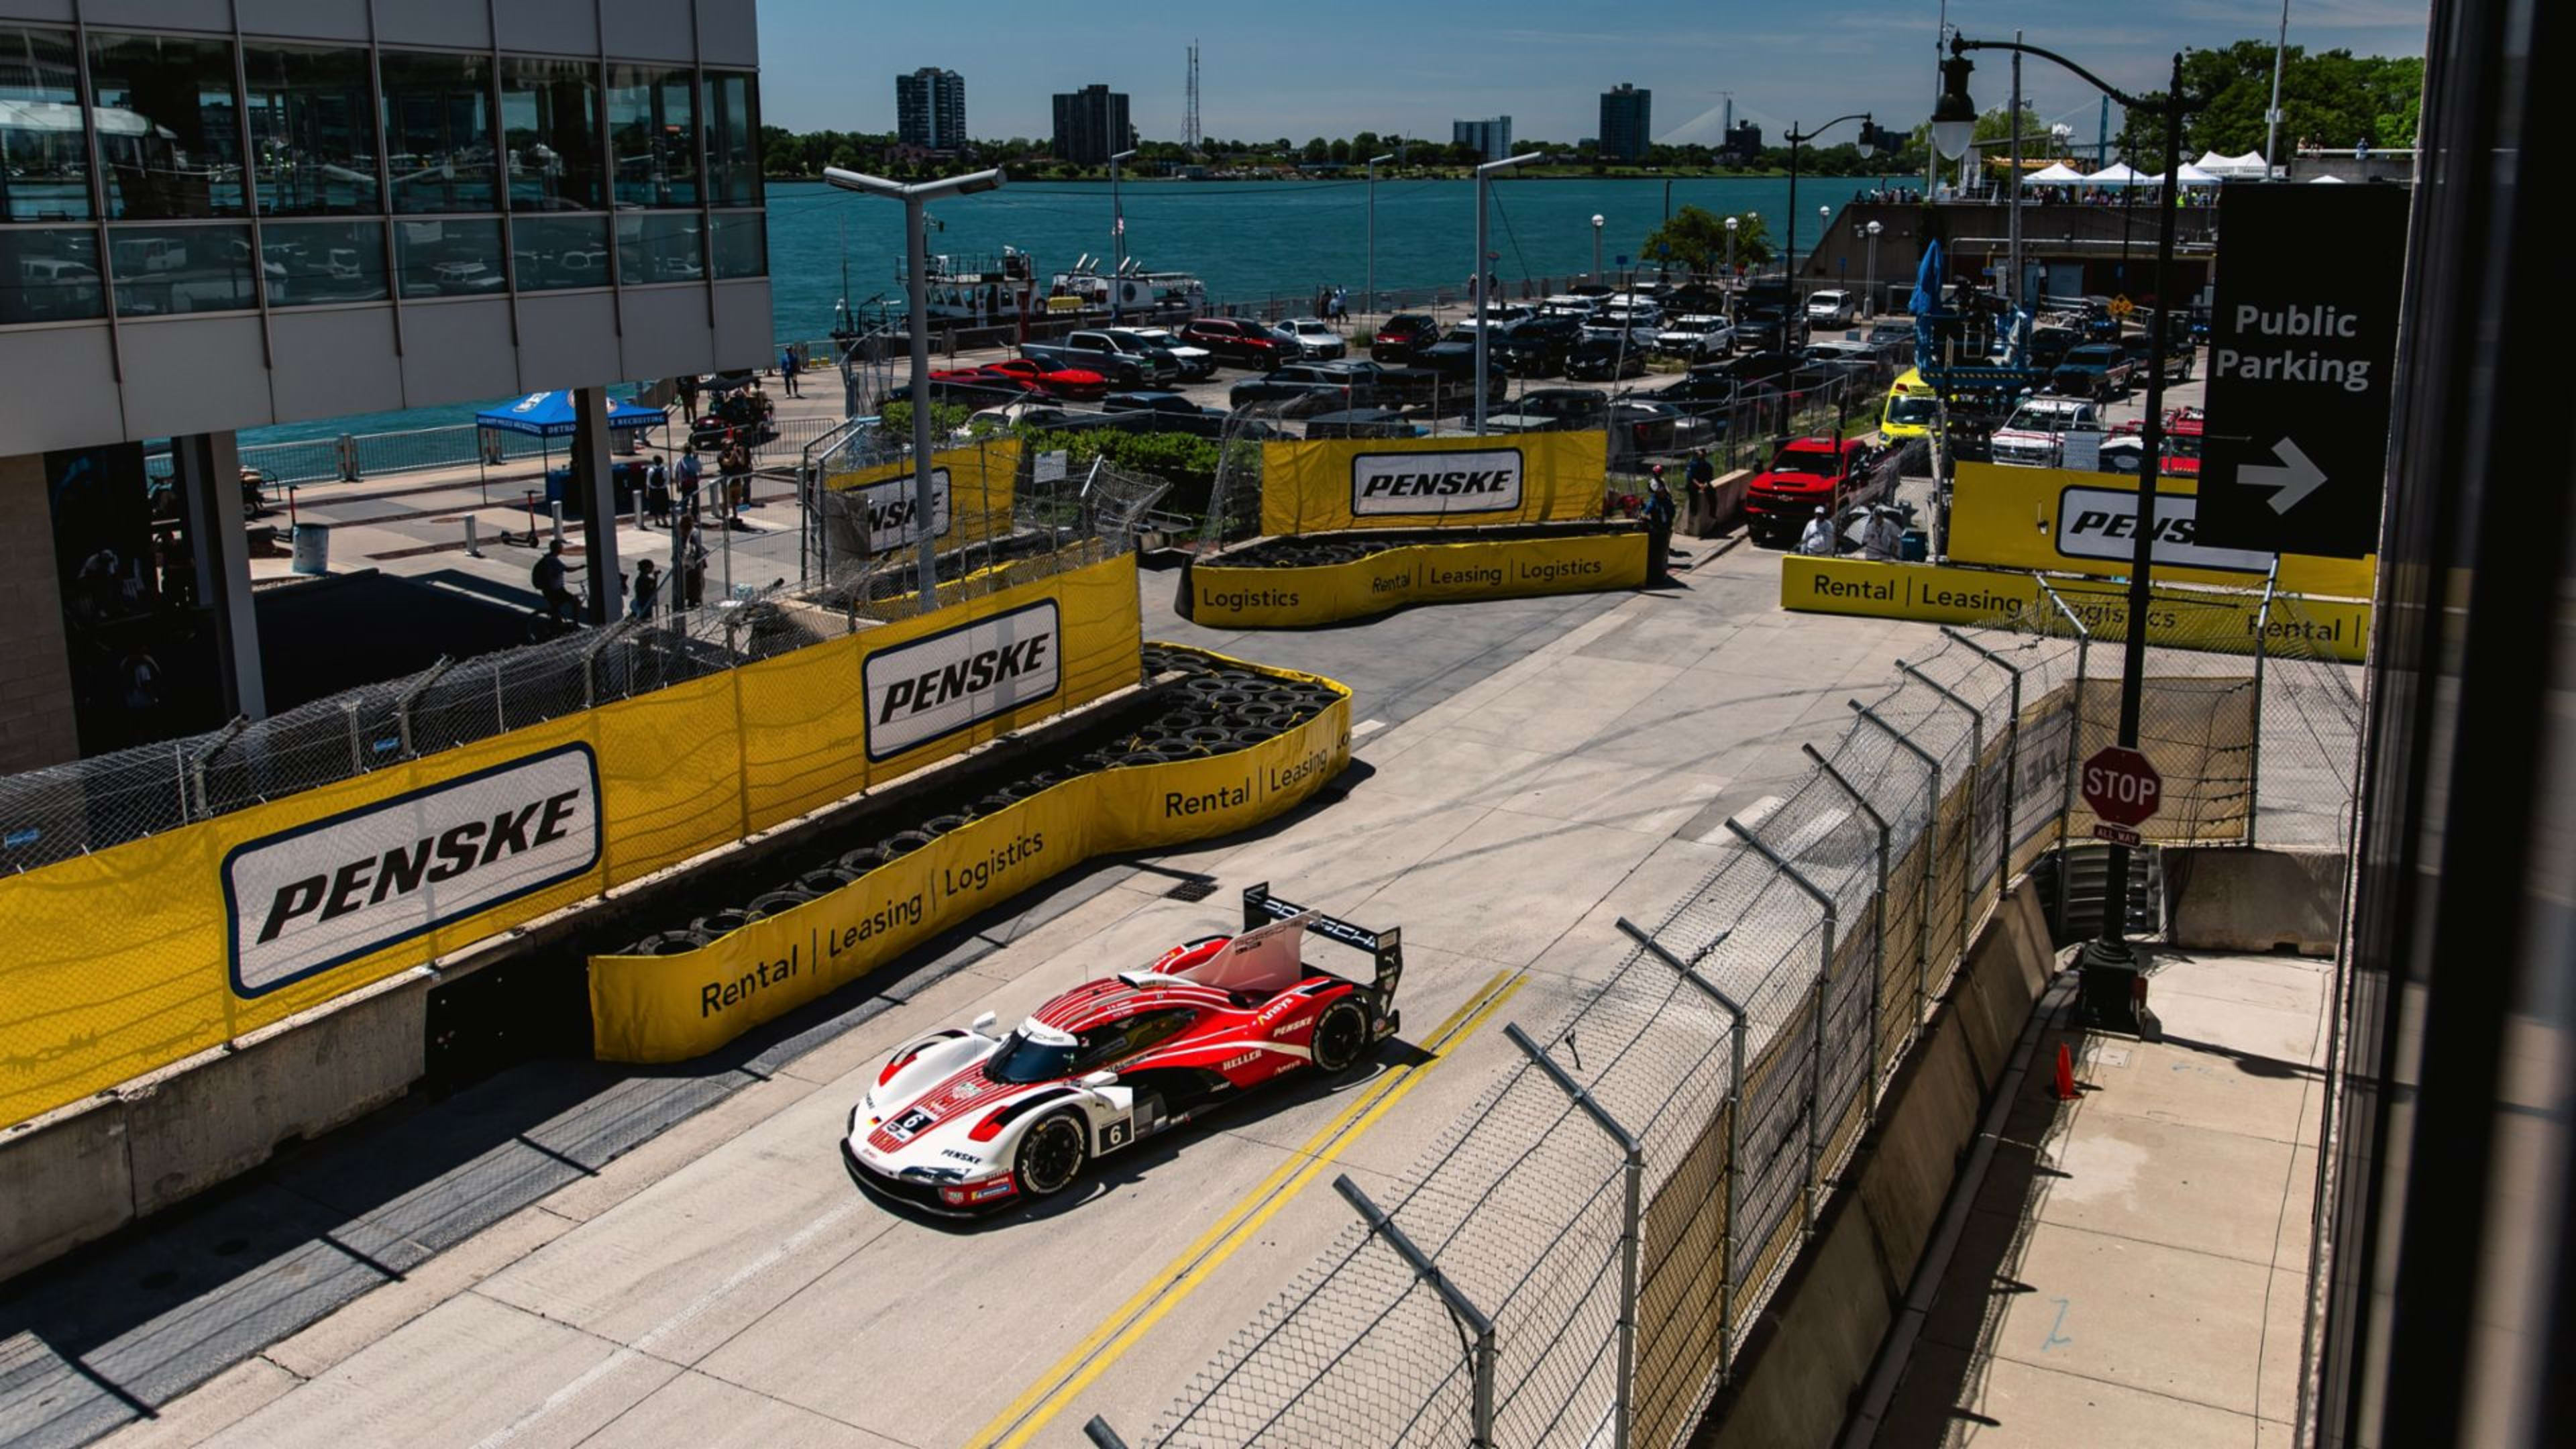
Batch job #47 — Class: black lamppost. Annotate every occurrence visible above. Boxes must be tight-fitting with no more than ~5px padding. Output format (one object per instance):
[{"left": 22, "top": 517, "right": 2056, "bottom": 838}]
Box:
[
  {"left": 1935, "top": 36, "right": 2188, "bottom": 1026},
  {"left": 1784, "top": 114, "right": 1901, "bottom": 311}
]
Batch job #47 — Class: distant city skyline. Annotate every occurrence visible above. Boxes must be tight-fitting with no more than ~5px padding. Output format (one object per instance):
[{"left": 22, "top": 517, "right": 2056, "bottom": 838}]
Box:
[{"left": 758, "top": 0, "right": 2430, "bottom": 148}]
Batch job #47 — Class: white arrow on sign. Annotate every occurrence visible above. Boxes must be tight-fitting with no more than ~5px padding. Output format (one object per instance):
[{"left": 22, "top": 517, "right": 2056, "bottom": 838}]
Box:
[{"left": 2241, "top": 437, "right": 2328, "bottom": 514}]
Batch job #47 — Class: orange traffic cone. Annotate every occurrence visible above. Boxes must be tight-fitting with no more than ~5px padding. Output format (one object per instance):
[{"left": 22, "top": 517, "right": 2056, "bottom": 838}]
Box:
[{"left": 2052, "top": 1042, "right": 2078, "bottom": 1102}]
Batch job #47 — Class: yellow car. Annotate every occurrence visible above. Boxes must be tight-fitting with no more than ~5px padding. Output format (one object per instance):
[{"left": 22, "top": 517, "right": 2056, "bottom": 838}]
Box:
[{"left": 1879, "top": 367, "right": 1939, "bottom": 443}]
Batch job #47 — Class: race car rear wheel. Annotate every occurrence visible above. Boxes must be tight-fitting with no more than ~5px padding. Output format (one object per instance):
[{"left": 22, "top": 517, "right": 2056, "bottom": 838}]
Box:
[
  {"left": 1016, "top": 1112, "right": 1089, "bottom": 1197},
  {"left": 1311, "top": 998, "right": 1373, "bottom": 1075}
]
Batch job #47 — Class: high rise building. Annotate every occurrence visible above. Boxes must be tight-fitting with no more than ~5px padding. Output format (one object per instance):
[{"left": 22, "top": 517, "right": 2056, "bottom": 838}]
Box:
[
  {"left": 1599, "top": 83, "right": 1653, "bottom": 162},
  {"left": 1052, "top": 85, "right": 1131, "bottom": 166},
  {"left": 1721, "top": 121, "right": 1765, "bottom": 165},
  {"left": 896, "top": 67, "right": 966, "bottom": 152},
  {"left": 1452, "top": 117, "right": 1513, "bottom": 162}
]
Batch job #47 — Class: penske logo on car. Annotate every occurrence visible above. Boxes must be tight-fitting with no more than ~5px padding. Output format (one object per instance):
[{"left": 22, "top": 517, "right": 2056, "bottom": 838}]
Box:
[
  {"left": 2055, "top": 486, "right": 2272, "bottom": 574},
  {"left": 222, "top": 745, "right": 601, "bottom": 996},
  {"left": 863, "top": 599, "right": 1063, "bottom": 760},
  {"left": 849, "top": 468, "right": 952, "bottom": 553},
  {"left": 1349, "top": 447, "right": 1525, "bottom": 517}
]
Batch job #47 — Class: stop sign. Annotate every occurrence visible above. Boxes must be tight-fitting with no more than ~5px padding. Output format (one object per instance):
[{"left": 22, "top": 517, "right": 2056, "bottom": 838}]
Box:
[{"left": 2082, "top": 747, "right": 2163, "bottom": 827}]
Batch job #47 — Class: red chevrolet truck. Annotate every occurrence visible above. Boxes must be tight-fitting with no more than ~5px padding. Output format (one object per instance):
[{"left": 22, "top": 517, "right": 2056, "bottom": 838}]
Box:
[{"left": 1743, "top": 437, "right": 1882, "bottom": 547}]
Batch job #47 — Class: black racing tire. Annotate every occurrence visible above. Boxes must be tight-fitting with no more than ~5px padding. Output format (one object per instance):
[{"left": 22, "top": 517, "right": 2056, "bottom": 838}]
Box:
[
  {"left": 921, "top": 813, "right": 971, "bottom": 837},
  {"left": 746, "top": 888, "right": 815, "bottom": 921},
  {"left": 796, "top": 866, "right": 858, "bottom": 897},
  {"left": 1014, "top": 1111, "right": 1089, "bottom": 1197},
  {"left": 628, "top": 930, "right": 705, "bottom": 957},
  {"left": 1116, "top": 750, "right": 1165, "bottom": 767},
  {"left": 1227, "top": 724, "right": 1283, "bottom": 746},
  {"left": 694, "top": 907, "right": 753, "bottom": 938},
  {"left": 1310, "top": 998, "right": 1373, "bottom": 1074},
  {"left": 1181, "top": 726, "right": 1234, "bottom": 749},
  {"left": 839, "top": 845, "right": 889, "bottom": 875},
  {"left": 1182, "top": 676, "right": 1233, "bottom": 698},
  {"left": 881, "top": 830, "right": 936, "bottom": 858}
]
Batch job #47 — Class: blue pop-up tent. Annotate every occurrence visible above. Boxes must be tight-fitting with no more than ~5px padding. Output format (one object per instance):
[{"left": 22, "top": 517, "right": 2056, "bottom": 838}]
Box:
[{"left": 475, "top": 390, "right": 667, "bottom": 437}]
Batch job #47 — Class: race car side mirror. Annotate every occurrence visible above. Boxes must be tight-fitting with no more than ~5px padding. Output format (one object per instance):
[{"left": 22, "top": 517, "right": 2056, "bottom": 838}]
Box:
[
  {"left": 970, "top": 1011, "right": 998, "bottom": 1036},
  {"left": 1080, "top": 1070, "right": 1118, "bottom": 1089}
]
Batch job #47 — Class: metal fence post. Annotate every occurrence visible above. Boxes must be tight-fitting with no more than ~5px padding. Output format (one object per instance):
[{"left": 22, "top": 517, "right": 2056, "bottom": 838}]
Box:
[
  {"left": 184, "top": 716, "right": 248, "bottom": 822},
  {"left": 2039, "top": 581, "right": 2090, "bottom": 939},
  {"left": 1804, "top": 745, "right": 1889, "bottom": 1124},
  {"left": 1851, "top": 700, "right": 1941, "bottom": 1020},
  {"left": 1505, "top": 1022, "right": 1643, "bottom": 1449},
  {"left": 2249, "top": 558, "right": 2279, "bottom": 847},
  {"left": 1941, "top": 629, "right": 2025, "bottom": 904},
  {"left": 1896, "top": 661, "right": 1985, "bottom": 945},
  {"left": 1332, "top": 1175, "right": 1497, "bottom": 1449},
  {"left": 1620, "top": 917, "right": 1749, "bottom": 1384},
  {"left": 342, "top": 698, "right": 364, "bottom": 773},
  {"left": 580, "top": 618, "right": 635, "bottom": 709},
  {"left": 393, "top": 656, "right": 455, "bottom": 760},
  {"left": 1080, "top": 1417, "right": 1132, "bottom": 1449},
  {"left": 1725, "top": 816, "right": 1837, "bottom": 1229}
]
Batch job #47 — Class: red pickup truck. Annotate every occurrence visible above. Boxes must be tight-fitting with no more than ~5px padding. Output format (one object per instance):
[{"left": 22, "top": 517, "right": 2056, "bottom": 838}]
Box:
[{"left": 1743, "top": 437, "right": 1880, "bottom": 547}]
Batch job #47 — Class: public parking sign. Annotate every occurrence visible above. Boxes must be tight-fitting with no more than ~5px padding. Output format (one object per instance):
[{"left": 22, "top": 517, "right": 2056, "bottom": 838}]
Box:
[
  {"left": 2198, "top": 184, "right": 2407, "bottom": 559},
  {"left": 2082, "top": 746, "right": 2162, "bottom": 845}
]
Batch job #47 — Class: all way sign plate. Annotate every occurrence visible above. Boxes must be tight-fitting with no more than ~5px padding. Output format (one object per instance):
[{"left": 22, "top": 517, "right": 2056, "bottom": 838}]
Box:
[{"left": 2198, "top": 184, "right": 2407, "bottom": 560}]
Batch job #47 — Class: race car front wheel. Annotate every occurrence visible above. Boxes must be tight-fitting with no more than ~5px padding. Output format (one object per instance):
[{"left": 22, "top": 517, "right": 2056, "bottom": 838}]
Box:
[
  {"left": 1311, "top": 998, "right": 1373, "bottom": 1075},
  {"left": 1016, "top": 1113, "right": 1089, "bottom": 1197}
]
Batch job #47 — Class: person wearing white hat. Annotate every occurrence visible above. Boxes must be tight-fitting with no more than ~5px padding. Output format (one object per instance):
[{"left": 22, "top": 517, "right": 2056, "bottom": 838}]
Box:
[{"left": 1799, "top": 505, "right": 1837, "bottom": 556}]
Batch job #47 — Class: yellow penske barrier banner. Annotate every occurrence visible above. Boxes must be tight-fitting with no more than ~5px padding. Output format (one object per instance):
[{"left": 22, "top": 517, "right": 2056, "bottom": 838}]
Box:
[
  {"left": 1260, "top": 431, "right": 1610, "bottom": 535},
  {"left": 1185, "top": 528, "right": 1648, "bottom": 629},
  {"left": 1948, "top": 462, "right": 2375, "bottom": 598},
  {"left": 588, "top": 655, "right": 1354, "bottom": 1063},
  {"left": 822, "top": 437, "right": 1019, "bottom": 553},
  {"left": 1780, "top": 553, "right": 2371, "bottom": 663},
  {"left": 0, "top": 552, "right": 1138, "bottom": 1128}
]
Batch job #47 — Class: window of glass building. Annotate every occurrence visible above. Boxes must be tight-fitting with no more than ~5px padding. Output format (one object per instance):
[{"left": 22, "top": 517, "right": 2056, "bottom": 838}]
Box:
[
  {"left": 109, "top": 223, "right": 258, "bottom": 316},
  {"left": 500, "top": 58, "right": 603, "bottom": 213},
  {"left": 1, "top": 26, "right": 92, "bottom": 223},
  {"left": 244, "top": 43, "right": 378, "bottom": 216},
  {"left": 393, "top": 216, "right": 505, "bottom": 299},
  {"left": 702, "top": 72, "right": 761, "bottom": 209},
  {"left": 1, "top": 226, "right": 103, "bottom": 323},
  {"left": 615, "top": 211, "right": 701, "bottom": 285},
  {"left": 512, "top": 213, "right": 609, "bottom": 290},
  {"left": 262, "top": 219, "right": 385, "bottom": 305},
  {"left": 379, "top": 50, "right": 497, "bottom": 214},
  {"left": 606, "top": 66, "right": 696, "bottom": 209},
  {"left": 89, "top": 33, "right": 249, "bottom": 220},
  {"left": 708, "top": 211, "right": 765, "bottom": 280}
]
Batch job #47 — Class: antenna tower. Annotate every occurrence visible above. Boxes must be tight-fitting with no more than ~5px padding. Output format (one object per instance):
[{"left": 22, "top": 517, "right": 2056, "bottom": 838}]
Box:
[{"left": 1185, "top": 41, "right": 1202, "bottom": 152}]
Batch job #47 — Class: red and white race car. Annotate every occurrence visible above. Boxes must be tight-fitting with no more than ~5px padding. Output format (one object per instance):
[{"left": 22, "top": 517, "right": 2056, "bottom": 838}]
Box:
[{"left": 843, "top": 884, "right": 1403, "bottom": 1215}]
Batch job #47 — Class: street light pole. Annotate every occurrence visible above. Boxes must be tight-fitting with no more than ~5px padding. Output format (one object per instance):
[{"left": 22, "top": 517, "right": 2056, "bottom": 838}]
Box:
[
  {"left": 1937, "top": 36, "right": 2190, "bottom": 1017},
  {"left": 2265, "top": 0, "right": 2291, "bottom": 177},
  {"left": 1108, "top": 147, "right": 1137, "bottom": 323},
  {"left": 1366, "top": 152, "right": 1394, "bottom": 318},
  {"left": 1783, "top": 113, "right": 1880, "bottom": 317},
  {"left": 1473, "top": 152, "right": 1540, "bottom": 435},
  {"left": 1591, "top": 213, "right": 1605, "bottom": 284},
  {"left": 1723, "top": 215, "right": 1737, "bottom": 314},
  {"left": 1864, "top": 219, "right": 1882, "bottom": 317},
  {"left": 822, "top": 165, "right": 1006, "bottom": 602}
]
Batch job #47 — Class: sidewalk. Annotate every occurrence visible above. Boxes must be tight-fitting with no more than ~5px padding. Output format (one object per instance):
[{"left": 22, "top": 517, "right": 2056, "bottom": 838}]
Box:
[{"left": 1875, "top": 947, "right": 2330, "bottom": 1448}]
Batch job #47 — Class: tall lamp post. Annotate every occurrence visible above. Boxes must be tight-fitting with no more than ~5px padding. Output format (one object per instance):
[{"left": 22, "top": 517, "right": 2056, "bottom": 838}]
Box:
[
  {"left": 822, "top": 166, "right": 1007, "bottom": 602},
  {"left": 1783, "top": 113, "right": 1893, "bottom": 311},
  {"left": 1365, "top": 152, "right": 1395, "bottom": 317},
  {"left": 1107, "top": 148, "right": 1137, "bottom": 323},
  {"left": 1591, "top": 213, "right": 1605, "bottom": 284},
  {"left": 1934, "top": 34, "right": 2190, "bottom": 1026},
  {"left": 1723, "top": 215, "right": 1738, "bottom": 313},
  {"left": 1473, "top": 152, "right": 1540, "bottom": 435},
  {"left": 1864, "top": 219, "right": 1883, "bottom": 317}
]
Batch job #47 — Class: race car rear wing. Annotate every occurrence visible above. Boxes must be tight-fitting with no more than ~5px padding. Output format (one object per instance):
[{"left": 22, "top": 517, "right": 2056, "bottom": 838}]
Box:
[{"left": 1242, "top": 881, "right": 1403, "bottom": 1036}]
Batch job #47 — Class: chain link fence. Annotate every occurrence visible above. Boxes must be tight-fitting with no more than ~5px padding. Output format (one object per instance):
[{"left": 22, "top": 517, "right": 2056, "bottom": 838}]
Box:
[
  {"left": 0, "top": 440, "right": 1116, "bottom": 877},
  {"left": 1139, "top": 587, "right": 2359, "bottom": 1449}
]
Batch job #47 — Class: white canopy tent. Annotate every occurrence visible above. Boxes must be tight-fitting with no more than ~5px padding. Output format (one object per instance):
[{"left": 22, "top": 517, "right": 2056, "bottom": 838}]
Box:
[
  {"left": 2082, "top": 161, "right": 2151, "bottom": 187},
  {"left": 2194, "top": 150, "right": 2273, "bottom": 179},
  {"left": 2176, "top": 163, "right": 2224, "bottom": 187},
  {"left": 2022, "top": 162, "right": 2088, "bottom": 186},
  {"left": 2310, "top": 174, "right": 2349, "bottom": 184}
]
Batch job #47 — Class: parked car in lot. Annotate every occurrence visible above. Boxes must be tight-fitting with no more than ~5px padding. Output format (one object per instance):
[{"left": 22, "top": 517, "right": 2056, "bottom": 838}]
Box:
[
  {"left": 925, "top": 368, "right": 1046, "bottom": 405},
  {"left": 1743, "top": 437, "right": 1884, "bottom": 546},
  {"left": 968, "top": 402, "right": 1070, "bottom": 433},
  {"left": 1305, "top": 407, "right": 1423, "bottom": 439},
  {"left": 1702, "top": 350, "right": 1802, "bottom": 390},
  {"left": 1020, "top": 330, "right": 1179, "bottom": 388},
  {"left": 1989, "top": 396, "right": 2106, "bottom": 468},
  {"left": 1646, "top": 366, "right": 1754, "bottom": 419},
  {"left": 1178, "top": 316, "right": 1290, "bottom": 371},
  {"left": 1565, "top": 335, "right": 1648, "bottom": 382},
  {"left": 1614, "top": 400, "right": 1716, "bottom": 455},
  {"left": 1103, "top": 389, "right": 1219, "bottom": 417},
  {"left": 1228, "top": 360, "right": 1410, "bottom": 413},
  {"left": 1119, "top": 326, "right": 1216, "bottom": 380},
  {"left": 1656, "top": 314, "right": 1735, "bottom": 358},
  {"left": 1877, "top": 367, "right": 1940, "bottom": 445},
  {"left": 1277, "top": 317, "right": 1347, "bottom": 360},
  {"left": 1734, "top": 307, "right": 1805, "bottom": 354},
  {"left": 2027, "top": 325, "right": 2080, "bottom": 372},
  {"left": 976, "top": 357, "right": 1110, "bottom": 400},
  {"left": 1419, "top": 328, "right": 1514, "bottom": 401},
  {"left": 1454, "top": 303, "right": 1537, "bottom": 331},
  {"left": 1482, "top": 387, "right": 1610, "bottom": 433},
  {"left": 1491, "top": 315, "right": 1582, "bottom": 376},
  {"left": 2099, "top": 406, "right": 2206, "bottom": 478},
  {"left": 1369, "top": 313, "right": 1445, "bottom": 364},
  {"left": 1805, "top": 289, "right": 1856, "bottom": 327},
  {"left": 1800, "top": 339, "right": 1886, "bottom": 384},
  {"left": 2049, "top": 342, "right": 2136, "bottom": 401},
  {"left": 1539, "top": 292, "right": 1601, "bottom": 318},
  {"left": 2118, "top": 325, "right": 2196, "bottom": 383}
]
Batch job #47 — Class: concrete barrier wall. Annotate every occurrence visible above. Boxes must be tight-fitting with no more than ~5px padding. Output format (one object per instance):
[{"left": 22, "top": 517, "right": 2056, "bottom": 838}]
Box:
[
  {"left": 2166, "top": 847, "right": 2348, "bottom": 957},
  {"left": 1683, "top": 468, "right": 1755, "bottom": 539},
  {"left": 1705, "top": 878, "right": 2057, "bottom": 1449}
]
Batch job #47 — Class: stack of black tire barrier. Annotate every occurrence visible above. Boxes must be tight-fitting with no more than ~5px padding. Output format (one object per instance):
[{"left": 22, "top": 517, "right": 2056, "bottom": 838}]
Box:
[{"left": 610, "top": 645, "right": 1339, "bottom": 957}]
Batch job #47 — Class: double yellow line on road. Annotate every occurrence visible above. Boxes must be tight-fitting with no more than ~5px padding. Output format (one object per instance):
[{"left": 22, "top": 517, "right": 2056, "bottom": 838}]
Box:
[{"left": 963, "top": 967, "right": 1525, "bottom": 1449}]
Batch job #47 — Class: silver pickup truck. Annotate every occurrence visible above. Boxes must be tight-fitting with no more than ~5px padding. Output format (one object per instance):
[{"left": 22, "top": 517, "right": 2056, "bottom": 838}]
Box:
[{"left": 1019, "top": 329, "right": 1181, "bottom": 388}]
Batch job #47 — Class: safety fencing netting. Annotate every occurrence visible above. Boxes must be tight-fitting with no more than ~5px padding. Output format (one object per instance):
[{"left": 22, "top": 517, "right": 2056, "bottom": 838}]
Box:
[
  {"left": 1142, "top": 588, "right": 2354, "bottom": 1449},
  {"left": 0, "top": 439, "right": 1121, "bottom": 880}
]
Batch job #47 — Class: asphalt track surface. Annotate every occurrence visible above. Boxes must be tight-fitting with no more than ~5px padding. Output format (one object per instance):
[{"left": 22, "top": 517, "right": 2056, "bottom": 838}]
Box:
[{"left": 10, "top": 541, "right": 1943, "bottom": 1449}]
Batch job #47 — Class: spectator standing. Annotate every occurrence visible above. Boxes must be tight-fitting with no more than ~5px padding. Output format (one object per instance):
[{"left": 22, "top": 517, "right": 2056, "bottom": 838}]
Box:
[
  {"left": 719, "top": 434, "right": 754, "bottom": 518},
  {"left": 778, "top": 343, "right": 800, "bottom": 396},
  {"left": 531, "top": 540, "right": 579, "bottom": 623},
  {"left": 677, "top": 374, "right": 700, "bottom": 421},
  {"left": 675, "top": 516, "right": 708, "bottom": 606},
  {"left": 675, "top": 447, "right": 703, "bottom": 521},
  {"left": 644, "top": 454, "right": 670, "bottom": 527},
  {"left": 1799, "top": 505, "right": 1837, "bottom": 555},
  {"left": 1642, "top": 470, "right": 1677, "bottom": 582},
  {"left": 630, "top": 559, "right": 662, "bottom": 619}
]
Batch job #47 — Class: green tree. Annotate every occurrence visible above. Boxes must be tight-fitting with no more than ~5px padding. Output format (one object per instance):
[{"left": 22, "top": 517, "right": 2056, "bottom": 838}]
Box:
[
  {"left": 2113, "top": 41, "right": 2424, "bottom": 166},
  {"left": 1301, "top": 136, "right": 1329, "bottom": 162},
  {"left": 1638, "top": 205, "right": 1774, "bottom": 275}
]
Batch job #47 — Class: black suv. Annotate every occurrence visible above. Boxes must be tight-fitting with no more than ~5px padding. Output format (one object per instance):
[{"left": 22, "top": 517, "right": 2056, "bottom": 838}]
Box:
[
  {"left": 1491, "top": 316, "right": 1580, "bottom": 376},
  {"left": 1369, "top": 313, "right": 1445, "bottom": 365}
]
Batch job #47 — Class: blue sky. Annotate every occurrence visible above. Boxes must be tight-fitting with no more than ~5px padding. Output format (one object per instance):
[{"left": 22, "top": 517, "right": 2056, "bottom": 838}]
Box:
[{"left": 759, "top": 0, "right": 2428, "bottom": 146}]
